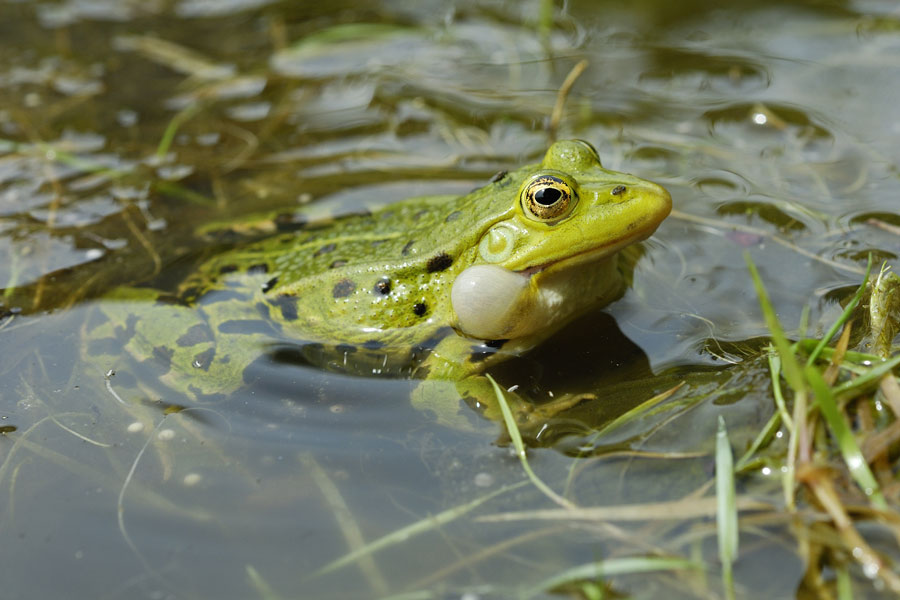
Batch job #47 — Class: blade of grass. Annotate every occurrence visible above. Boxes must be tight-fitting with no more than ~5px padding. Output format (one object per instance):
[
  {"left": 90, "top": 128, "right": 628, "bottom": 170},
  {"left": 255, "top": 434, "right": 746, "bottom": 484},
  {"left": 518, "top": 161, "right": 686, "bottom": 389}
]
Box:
[
  {"left": 802, "top": 466, "right": 900, "bottom": 593},
  {"left": 835, "top": 563, "right": 853, "bottom": 600},
  {"left": 548, "top": 59, "right": 588, "bottom": 140},
  {"left": 745, "top": 253, "right": 807, "bottom": 509},
  {"left": 797, "top": 341, "right": 884, "bottom": 366},
  {"left": 804, "top": 366, "right": 887, "bottom": 509},
  {"left": 734, "top": 409, "right": 781, "bottom": 472},
  {"left": 831, "top": 354, "right": 900, "bottom": 399},
  {"left": 246, "top": 565, "right": 284, "bottom": 600},
  {"left": 805, "top": 255, "right": 872, "bottom": 366},
  {"left": 309, "top": 478, "right": 528, "bottom": 579},
  {"left": 745, "top": 254, "right": 804, "bottom": 391},
  {"left": 156, "top": 102, "right": 203, "bottom": 159},
  {"left": 564, "top": 382, "right": 684, "bottom": 496},
  {"left": 716, "top": 416, "right": 738, "bottom": 600},
  {"left": 300, "top": 452, "right": 388, "bottom": 596},
  {"left": 477, "top": 495, "right": 772, "bottom": 523},
  {"left": 593, "top": 382, "right": 685, "bottom": 439},
  {"left": 487, "top": 374, "right": 575, "bottom": 509},
  {"left": 768, "top": 350, "right": 794, "bottom": 431},
  {"left": 525, "top": 557, "right": 703, "bottom": 599}
]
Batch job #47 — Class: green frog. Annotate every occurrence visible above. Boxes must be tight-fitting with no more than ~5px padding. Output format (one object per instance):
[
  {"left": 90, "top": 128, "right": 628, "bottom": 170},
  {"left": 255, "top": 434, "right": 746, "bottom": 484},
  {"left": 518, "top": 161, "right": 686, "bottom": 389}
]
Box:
[{"left": 85, "top": 140, "right": 671, "bottom": 431}]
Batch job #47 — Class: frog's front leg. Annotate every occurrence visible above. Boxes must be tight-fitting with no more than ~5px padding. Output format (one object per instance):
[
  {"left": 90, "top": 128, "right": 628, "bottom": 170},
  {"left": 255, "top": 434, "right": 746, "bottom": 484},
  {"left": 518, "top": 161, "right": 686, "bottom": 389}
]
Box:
[{"left": 460, "top": 375, "right": 594, "bottom": 431}]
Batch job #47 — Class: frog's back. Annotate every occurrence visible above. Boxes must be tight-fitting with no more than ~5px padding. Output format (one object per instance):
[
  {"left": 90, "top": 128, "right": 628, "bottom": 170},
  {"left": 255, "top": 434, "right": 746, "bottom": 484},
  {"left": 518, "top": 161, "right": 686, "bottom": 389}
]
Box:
[{"left": 181, "top": 171, "right": 522, "bottom": 349}]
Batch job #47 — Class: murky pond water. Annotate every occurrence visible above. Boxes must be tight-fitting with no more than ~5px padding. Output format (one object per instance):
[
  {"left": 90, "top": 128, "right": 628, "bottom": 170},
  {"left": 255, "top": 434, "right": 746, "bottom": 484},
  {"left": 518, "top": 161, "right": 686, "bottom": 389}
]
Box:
[{"left": 1, "top": 1, "right": 899, "bottom": 599}]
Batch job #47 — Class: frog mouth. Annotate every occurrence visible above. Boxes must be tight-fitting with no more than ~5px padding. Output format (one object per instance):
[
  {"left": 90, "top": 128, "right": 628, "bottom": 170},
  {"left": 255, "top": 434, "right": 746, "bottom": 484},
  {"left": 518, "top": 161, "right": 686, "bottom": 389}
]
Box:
[{"left": 516, "top": 228, "right": 648, "bottom": 277}]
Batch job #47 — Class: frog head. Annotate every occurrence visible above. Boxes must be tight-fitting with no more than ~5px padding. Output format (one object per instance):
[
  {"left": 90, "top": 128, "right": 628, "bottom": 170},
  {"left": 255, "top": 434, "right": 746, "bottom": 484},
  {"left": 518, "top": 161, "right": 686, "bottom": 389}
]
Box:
[{"left": 450, "top": 139, "right": 671, "bottom": 341}]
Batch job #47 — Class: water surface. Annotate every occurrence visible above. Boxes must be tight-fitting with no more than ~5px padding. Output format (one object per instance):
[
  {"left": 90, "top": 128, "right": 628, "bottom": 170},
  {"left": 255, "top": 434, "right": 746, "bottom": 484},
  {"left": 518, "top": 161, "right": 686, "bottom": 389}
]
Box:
[{"left": 1, "top": 1, "right": 899, "bottom": 598}]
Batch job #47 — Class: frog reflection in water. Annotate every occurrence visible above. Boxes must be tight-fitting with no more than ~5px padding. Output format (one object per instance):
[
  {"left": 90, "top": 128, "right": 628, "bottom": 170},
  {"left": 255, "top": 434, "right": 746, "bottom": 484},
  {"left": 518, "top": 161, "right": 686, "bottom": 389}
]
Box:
[{"left": 88, "top": 140, "right": 671, "bottom": 431}]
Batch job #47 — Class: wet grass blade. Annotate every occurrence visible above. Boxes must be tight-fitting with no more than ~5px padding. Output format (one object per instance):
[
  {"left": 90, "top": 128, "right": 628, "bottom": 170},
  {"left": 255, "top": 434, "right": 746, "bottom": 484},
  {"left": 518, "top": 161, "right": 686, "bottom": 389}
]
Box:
[
  {"left": 156, "top": 102, "right": 203, "bottom": 159},
  {"left": 805, "top": 255, "right": 872, "bottom": 366},
  {"left": 745, "top": 253, "right": 807, "bottom": 508},
  {"left": 716, "top": 416, "right": 738, "bottom": 600},
  {"left": 592, "top": 382, "right": 684, "bottom": 439},
  {"left": 525, "top": 557, "right": 702, "bottom": 599},
  {"left": 477, "top": 495, "right": 772, "bottom": 523},
  {"left": 804, "top": 366, "right": 887, "bottom": 510},
  {"left": 300, "top": 452, "right": 388, "bottom": 595},
  {"left": 564, "top": 382, "right": 684, "bottom": 494},
  {"left": 487, "top": 374, "right": 575, "bottom": 509},
  {"left": 831, "top": 354, "right": 900, "bottom": 399},
  {"left": 768, "top": 350, "right": 794, "bottom": 431},
  {"left": 246, "top": 565, "right": 284, "bottom": 600},
  {"left": 745, "top": 254, "right": 804, "bottom": 391},
  {"left": 309, "top": 479, "right": 527, "bottom": 579},
  {"left": 735, "top": 349, "right": 792, "bottom": 471},
  {"left": 836, "top": 563, "right": 853, "bottom": 600},
  {"left": 734, "top": 409, "right": 781, "bottom": 472}
]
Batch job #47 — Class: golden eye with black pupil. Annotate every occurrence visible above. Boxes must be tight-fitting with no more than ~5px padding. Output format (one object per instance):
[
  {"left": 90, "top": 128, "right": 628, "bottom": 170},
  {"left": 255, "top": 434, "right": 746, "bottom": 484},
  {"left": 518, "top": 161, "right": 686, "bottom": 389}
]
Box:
[{"left": 521, "top": 175, "right": 574, "bottom": 221}]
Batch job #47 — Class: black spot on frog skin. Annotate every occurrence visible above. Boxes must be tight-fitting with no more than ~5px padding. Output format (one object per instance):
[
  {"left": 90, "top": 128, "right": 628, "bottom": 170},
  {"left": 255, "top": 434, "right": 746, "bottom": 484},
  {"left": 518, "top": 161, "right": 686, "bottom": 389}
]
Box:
[
  {"left": 611, "top": 185, "right": 626, "bottom": 196},
  {"left": 270, "top": 294, "right": 299, "bottom": 321},
  {"left": 177, "top": 323, "right": 213, "bottom": 347},
  {"left": 332, "top": 279, "right": 356, "bottom": 298},
  {"left": 401, "top": 240, "right": 415, "bottom": 256},
  {"left": 248, "top": 263, "right": 269, "bottom": 274},
  {"left": 410, "top": 327, "right": 451, "bottom": 361},
  {"left": 329, "top": 259, "right": 348, "bottom": 269},
  {"left": 192, "top": 347, "right": 216, "bottom": 371},
  {"left": 335, "top": 344, "right": 357, "bottom": 354},
  {"left": 413, "top": 302, "right": 427, "bottom": 316},
  {"left": 262, "top": 276, "right": 279, "bottom": 293},
  {"left": 218, "top": 319, "right": 274, "bottom": 335},
  {"left": 274, "top": 213, "right": 308, "bottom": 232},
  {"left": 445, "top": 211, "right": 461, "bottom": 223},
  {"left": 116, "top": 314, "right": 139, "bottom": 344},
  {"left": 426, "top": 252, "right": 453, "bottom": 273},
  {"left": 374, "top": 277, "right": 391, "bottom": 295},
  {"left": 153, "top": 346, "right": 174, "bottom": 371},
  {"left": 490, "top": 170, "right": 508, "bottom": 183},
  {"left": 219, "top": 264, "right": 239, "bottom": 274},
  {"left": 362, "top": 339, "right": 385, "bottom": 350},
  {"left": 314, "top": 243, "right": 336, "bottom": 257}
]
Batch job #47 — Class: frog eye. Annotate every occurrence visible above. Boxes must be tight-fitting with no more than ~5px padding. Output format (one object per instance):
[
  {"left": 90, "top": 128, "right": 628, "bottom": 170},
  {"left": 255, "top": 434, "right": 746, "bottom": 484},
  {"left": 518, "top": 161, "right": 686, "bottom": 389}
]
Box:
[{"left": 520, "top": 175, "right": 575, "bottom": 222}]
